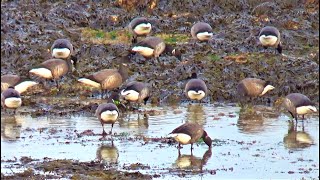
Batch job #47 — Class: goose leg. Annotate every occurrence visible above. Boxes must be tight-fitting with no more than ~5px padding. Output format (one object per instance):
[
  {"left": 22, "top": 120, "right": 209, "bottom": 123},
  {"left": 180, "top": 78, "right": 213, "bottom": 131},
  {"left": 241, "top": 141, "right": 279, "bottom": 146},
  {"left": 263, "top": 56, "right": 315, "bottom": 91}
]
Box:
[
  {"left": 100, "top": 89, "right": 104, "bottom": 99},
  {"left": 155, "top": 57, "right": 161, "bottom": 64},
  {"left": 132, "top": 35, "right": 137, "bottom": 44},
  {"left": 109, "top": 123, "right": 114, "bottom": 135},
  {"left": 191, "top": 144, "right": 194, "bottom": 154},
  {"left": 102, "top": 124, "right": 107, "bottom": 136},
  {"left": 263, "top": 46, "right": 267, "bottom": 53},
  {"left": 55, "top": 80, "right": 60, "bottom": 91},
  {"left": 137, "top": 103, "right": 141, "bottom": 110}
]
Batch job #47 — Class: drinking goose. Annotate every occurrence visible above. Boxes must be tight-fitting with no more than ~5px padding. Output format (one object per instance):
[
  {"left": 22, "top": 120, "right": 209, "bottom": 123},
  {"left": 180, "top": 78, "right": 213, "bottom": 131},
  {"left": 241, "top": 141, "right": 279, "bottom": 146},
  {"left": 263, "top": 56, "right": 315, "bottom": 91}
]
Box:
[
  {"left": 282, "top": 93, "right": 317, "bottom": 122},
  {"left": 168, "top": 122, "right": 212, "bottom": 153}
]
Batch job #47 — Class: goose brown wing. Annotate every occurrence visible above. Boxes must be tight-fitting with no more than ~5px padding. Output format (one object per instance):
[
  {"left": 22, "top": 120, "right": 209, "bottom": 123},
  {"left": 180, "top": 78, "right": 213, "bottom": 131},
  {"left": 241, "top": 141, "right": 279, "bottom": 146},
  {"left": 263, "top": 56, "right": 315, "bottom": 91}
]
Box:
[{"left": 86, "top": 69, "right": 118, "bottom": 83}]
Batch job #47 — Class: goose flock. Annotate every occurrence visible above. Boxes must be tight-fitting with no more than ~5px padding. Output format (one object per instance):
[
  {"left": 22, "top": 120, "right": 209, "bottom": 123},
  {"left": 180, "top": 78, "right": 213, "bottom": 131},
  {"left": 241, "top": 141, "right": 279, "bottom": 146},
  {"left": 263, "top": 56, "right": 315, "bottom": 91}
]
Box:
[{"left": 1, "top": 17, "right": 318, "bottom": 153}]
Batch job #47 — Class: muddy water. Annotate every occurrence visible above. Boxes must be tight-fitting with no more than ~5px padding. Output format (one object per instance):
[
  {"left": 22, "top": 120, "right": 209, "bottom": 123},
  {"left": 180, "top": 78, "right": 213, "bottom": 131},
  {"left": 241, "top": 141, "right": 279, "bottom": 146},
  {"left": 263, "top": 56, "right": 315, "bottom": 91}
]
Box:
[{"left": 1, "top": 101, "right": 319, "bottom": 179}]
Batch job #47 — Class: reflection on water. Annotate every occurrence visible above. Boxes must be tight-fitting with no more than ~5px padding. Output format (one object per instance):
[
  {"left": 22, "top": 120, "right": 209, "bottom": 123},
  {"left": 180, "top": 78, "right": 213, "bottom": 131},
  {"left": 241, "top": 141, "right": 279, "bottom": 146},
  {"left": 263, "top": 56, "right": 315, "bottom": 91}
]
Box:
[
  {"left": 174, "top": 149, "right": 212, "bottom": 170},
  {"left": 1, "top": 102, "right": 319, "bottom": 179},
  {"left": 96, "top": 141, "right": 119, "bottom": 164},
  {"left": 186, "top": 104, "right": 205, "bottom": 126},
  {"left": 119, "top": 112, "right": 149, "bottom": 129},
  {"left": 283, "top": 121, "right": 314, "bottom": 150},
  {"left": 237, "top": 106, "right": 278, "bottom": 134},
  {"left": 1, "top": 115, "right": 24, "bottom": 141},
  {"left": 237, "top": 108, "right": 264, "bottom": 134}
]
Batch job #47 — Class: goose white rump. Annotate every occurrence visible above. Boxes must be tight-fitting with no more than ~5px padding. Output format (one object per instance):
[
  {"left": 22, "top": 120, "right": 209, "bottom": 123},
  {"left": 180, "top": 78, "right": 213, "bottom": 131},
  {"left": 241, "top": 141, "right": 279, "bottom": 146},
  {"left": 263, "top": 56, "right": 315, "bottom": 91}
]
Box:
[
  {"left": 52, "top": 48, "right": 71, "bottom": 59},
  {"left": 168, "top": 133, "right": 192, "bottom": 145},
  {"left": 100, "top": 110, "right": 119, "bottom": 122},
  {"left": 187, "top": 90, "right": 206, "bottom": 100},
  {"left": 121, "top": 89, "right": 140, "bottom": 101},
  {"left": 131, "top": 46, "right": 154, "bottom": 57},
  {"left": 4, "top": 97, "right": 22, "bottom": 108},
  {"left": 134, "top": 23, "right": 152, "bottom": 35},
  {"left": 259, "top": 35, "right": 278, "bottom": 46}
]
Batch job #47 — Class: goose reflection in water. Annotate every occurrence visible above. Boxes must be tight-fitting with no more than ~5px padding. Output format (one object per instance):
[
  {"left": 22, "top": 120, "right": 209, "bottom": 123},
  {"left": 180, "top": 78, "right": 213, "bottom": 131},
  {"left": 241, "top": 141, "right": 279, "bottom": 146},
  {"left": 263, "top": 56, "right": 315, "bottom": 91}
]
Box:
[
  {"left": 1, "top": 114, "right": 24, "bottom": 141},
  {"left": 118, "top": 112, "right": 149, "bottom": 129},
  {"left": 186, "top": 104, "right": 205, "bottom": 125},
  {"left": 96, "top": 141, "right": 119, "bottom": 164},
  {"left": 237, "top": 105, "right": 278, "bottom": 134},
  {"left": 174, "top": 149, "right": 212, "bottom": 170},
  {"left": 283, "top": 121, "right": 314, "bottom": 150}
]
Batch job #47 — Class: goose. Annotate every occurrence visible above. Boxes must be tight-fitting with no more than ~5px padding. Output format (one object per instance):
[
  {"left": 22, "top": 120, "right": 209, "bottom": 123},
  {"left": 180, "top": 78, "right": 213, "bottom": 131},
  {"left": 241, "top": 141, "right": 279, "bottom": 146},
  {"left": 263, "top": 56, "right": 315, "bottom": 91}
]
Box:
[
  {"left": 131, "top": 36, "right": 181, "bottom": 63},
  {"left": 128, "top": 17, "right": 152, "bottom": 43},
  {"left": 1, "top": 86, "right": 22, "bottom": 114},
  {"left": 191, "top": 22, "right": 214, "bottom": 42},
  {"left": 258, "top": 26, "right": 282, "bottom": 54},
  {"left": 95, "top": 100, "right": 119, "bottom": 136},
  {"left": 51, "top": 39, "right": 73, "bottom": 59},
  {"left": 237, "top": 78, "right": 275, "bottom": 105},
  {"left": 29, "top": 58, "right": 76, "bottom": 90},
  {"left": 1, "top": 74, "right": 38, "bottom": 94},
  {"left": 120, "top": 81, "right": 150, "bottom": 109},
  {"left": 168, "top": 122, "right": 212, "bottom": 153},
  {"left": 78, "top": 63, "right": 129, "bottom": 99},
  {"left": 185, "top": 73, "right": 208, "bottom": 102},
  {"left": 282, "top": 93, "right": 317, "bottom": 122},
  {"left": 51, "top": 38, "right": 76, "bottom": 73}
]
